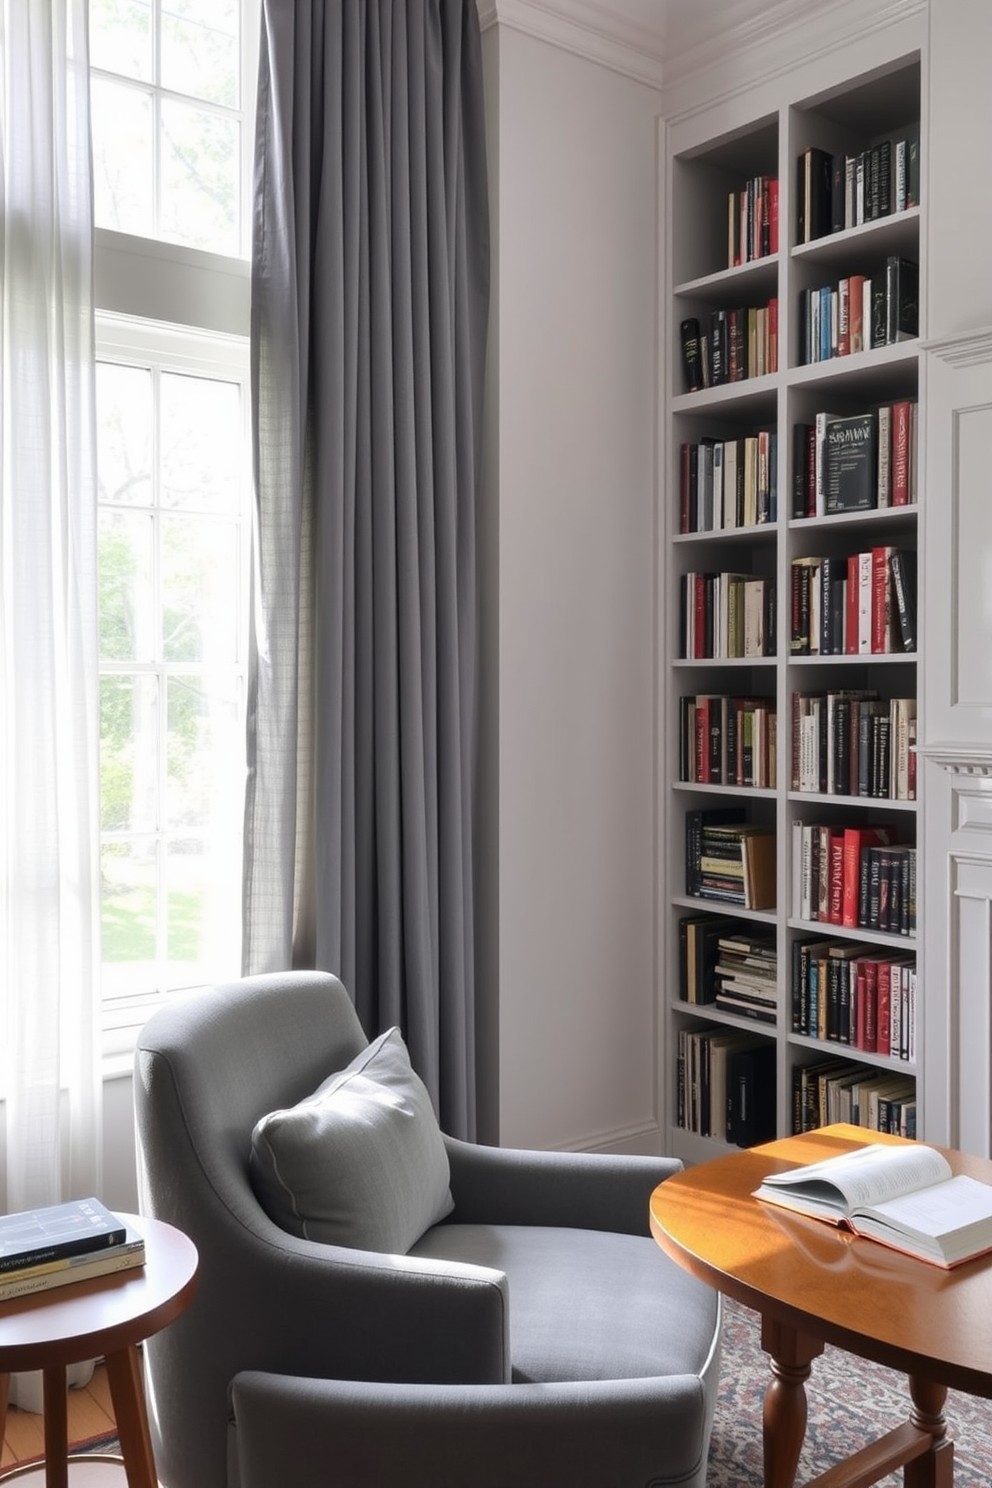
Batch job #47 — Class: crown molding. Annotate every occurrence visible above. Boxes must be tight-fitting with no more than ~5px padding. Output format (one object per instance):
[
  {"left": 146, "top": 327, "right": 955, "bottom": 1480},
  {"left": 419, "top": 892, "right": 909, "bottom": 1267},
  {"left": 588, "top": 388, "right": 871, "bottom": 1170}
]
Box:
[
  {"left": 477, "top": 0, "right": 926, "bottom": 99},
  {"left": 658, "top": 0, "right": 926, "bottom": 118},
  {"left": 475, "top": 0, "right": 666, "bottom": 89}
]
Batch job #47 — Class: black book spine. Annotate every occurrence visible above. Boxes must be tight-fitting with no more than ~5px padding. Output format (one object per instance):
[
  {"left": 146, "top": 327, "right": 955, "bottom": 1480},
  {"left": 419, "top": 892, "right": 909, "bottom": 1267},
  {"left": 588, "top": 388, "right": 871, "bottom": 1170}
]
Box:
[
  {"left": 907, "top": 135, "right": 920, "bottom": 207},
  {"left": 680, "top": 318, "right": 704, "bottom": 392},
  {"left": 764, "top": 578, "right": 777, "bottom": 656},
  {"left": 871, "top": 283, "right": 887, "bottom": 350},
  {"left": 889, "top": 549, "right": 917, "bottom": 652},
  {"left": 878, "top": 139, "right": 892, "bottom": 217},
  {"left": 686, "top": 810, "right": 703, "bottom": 896},
  {"left": 678, "top": 916, "right": 689, "bottom": 1001},
  {"left": 830, "top": 152, "right": 846, "bottom": 232}
]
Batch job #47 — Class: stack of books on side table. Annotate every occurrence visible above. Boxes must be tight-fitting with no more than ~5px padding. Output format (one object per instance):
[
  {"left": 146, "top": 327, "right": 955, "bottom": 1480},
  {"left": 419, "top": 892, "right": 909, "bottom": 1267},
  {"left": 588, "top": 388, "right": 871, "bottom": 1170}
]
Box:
[{"left": 0, "top": 1197, "right": 144, "bottom": 1303}]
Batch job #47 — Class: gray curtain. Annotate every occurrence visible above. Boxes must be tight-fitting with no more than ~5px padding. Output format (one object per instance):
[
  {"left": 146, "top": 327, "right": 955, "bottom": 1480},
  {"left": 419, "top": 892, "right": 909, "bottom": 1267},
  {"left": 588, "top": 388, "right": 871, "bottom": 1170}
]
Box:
[{"left": 244, "top": 0, "right": 489, "bottom": 1140}]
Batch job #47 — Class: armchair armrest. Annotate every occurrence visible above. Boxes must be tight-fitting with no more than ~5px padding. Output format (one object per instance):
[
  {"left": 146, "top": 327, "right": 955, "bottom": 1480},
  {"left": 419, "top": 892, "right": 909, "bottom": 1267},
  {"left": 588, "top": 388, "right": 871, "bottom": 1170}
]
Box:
[
  {"left": 443, "top": 1137, "right": 682, "bottom": 1237},
  {"left": 146, "top": 1186, "right": 512, "bottom": 1387}
]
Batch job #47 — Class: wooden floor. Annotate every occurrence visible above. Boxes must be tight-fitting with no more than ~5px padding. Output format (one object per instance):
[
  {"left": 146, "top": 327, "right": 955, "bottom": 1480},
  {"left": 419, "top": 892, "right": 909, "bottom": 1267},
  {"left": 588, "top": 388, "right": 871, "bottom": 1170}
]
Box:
[{"left": 1, "top": 1364, "right": 116, "bottom": 1471}]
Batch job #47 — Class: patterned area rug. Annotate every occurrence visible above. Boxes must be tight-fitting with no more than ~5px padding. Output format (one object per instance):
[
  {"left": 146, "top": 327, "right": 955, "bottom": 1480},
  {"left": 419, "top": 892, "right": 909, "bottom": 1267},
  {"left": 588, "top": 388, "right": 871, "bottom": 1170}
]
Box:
[{"left": 709, "top": 1296, "right": 992, "bottom": 1486}]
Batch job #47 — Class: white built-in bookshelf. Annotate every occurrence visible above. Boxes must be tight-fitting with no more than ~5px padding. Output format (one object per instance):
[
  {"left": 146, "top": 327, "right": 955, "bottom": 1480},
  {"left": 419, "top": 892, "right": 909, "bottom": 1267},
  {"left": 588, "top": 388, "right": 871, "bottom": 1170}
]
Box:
[{"left": 660, "top": 19, "right": 927, "bottom": 1163}]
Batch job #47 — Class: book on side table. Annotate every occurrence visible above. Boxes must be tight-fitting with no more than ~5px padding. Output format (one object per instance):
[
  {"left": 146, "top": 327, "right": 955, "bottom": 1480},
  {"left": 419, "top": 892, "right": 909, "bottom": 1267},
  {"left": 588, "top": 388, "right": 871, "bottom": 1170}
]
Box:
[
  {"left": 0, "top": 1227, "right": 145, "bottom": 1302},
  {"left": 753, "top": 1142, "right": 992, "bottom": 1268},
  {"left": 0, "top": 1197, "right": 144, "bottom": 1303}
]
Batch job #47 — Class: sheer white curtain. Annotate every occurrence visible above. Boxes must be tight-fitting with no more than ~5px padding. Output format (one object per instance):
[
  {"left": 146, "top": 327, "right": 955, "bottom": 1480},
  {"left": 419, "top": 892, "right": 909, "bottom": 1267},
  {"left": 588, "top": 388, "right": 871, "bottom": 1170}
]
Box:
[{"left": 0, "top": 0, "right": 102, "bottom": 1212}]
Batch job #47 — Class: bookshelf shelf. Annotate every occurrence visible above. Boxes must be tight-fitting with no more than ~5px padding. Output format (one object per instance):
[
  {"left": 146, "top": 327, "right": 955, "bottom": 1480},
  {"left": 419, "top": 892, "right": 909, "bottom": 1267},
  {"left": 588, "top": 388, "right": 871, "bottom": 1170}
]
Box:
[{"left": 661, "top": 27, "right": 924, "bottom": 1158}]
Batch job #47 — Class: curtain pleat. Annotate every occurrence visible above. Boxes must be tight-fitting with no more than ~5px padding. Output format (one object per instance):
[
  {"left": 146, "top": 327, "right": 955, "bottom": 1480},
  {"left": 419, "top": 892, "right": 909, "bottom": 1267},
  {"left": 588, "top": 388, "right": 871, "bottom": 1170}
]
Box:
[{"left": 245, "top": 0, "right": 489, "bottom": 1138}]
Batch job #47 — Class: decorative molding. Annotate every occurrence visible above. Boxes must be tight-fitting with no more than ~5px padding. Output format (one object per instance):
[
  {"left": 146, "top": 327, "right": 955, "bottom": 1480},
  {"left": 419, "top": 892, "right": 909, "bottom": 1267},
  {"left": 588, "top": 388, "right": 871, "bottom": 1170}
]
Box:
[
  {"left": 921, "top": 327, "right": 992, "bottom": 369},
  {"left": 658, "top": 0, "right": 925, "bottom": 119},
  {"left": 916, "top": 743, "right": 992, "bottom": 777},
  {"left": 477, "top": 0, "right": 925, "bottom": 100},
  {"left": 475, "top": 0, "right": 666, "bottom": 88}
]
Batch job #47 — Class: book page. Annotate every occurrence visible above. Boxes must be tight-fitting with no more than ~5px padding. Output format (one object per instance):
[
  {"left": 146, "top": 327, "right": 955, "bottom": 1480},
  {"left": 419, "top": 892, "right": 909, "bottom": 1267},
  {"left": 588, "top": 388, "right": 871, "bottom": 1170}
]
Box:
[
  {"left": 858, "top": 1174, "right": 992, "bottom": 1238},
  {"left": 760, "top": 1143, "right": 950, "bottom": 1211}
]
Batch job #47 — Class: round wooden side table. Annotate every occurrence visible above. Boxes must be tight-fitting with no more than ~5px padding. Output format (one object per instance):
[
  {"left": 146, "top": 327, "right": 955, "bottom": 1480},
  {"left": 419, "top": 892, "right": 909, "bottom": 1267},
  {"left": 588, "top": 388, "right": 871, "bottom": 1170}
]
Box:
[{"left": 0, "top": 1214, "right": 198, "bottom": 1488}]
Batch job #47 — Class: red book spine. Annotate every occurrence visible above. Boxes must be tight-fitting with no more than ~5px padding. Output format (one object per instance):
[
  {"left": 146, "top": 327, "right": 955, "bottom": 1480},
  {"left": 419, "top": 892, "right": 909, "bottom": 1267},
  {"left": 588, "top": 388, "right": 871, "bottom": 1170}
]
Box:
[
  {"left": 871, "top": 546, "right": 894, "bottom": 653},
  {"left": 877, "top": 960, "right": 892, "bottom": 1055},
  {"left": 864, "top": 960, "right": 878, "bottom": 1052},
  {"left": 828, "top": 834, "right": 845, "bottom": 924},
  {"left": 769, "top": 177, "right": 779, "bottom": 255},
  {"left": 891, "top": 400, "right": 911, "bottom": 505},
  {"left": 845, "top": 553, "right": 859, "bottom": 655},
  {"left": 841, "top": 829, "right": 862, "bottom": 928},
  {"left": 694, "top": 574, "right": 707, "bottom": 659},
  {"left": 696, "top": 697, "right": 711, "bottom": 783},
  {"left": 848, "top": 274, "right": 867, "bottom": 353},
  {"left": 837, "top": 278, "right": 850, "bottom": 356}
]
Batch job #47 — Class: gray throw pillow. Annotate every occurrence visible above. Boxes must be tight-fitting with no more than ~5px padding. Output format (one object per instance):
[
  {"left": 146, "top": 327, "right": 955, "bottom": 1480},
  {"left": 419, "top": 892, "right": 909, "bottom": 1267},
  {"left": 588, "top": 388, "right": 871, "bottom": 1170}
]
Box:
[{"left": 249, "top": 1026, "right": 454, "bottom": 1254}]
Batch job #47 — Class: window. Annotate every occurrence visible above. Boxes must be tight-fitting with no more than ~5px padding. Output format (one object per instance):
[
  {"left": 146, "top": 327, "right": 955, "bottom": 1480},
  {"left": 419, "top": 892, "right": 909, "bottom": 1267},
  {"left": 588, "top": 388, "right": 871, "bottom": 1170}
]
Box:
[
  {"left": 90, "top": 0, "right": 252, "bottom": 257},
  {"left": 96, "top": 320, "right": 250, "bottom": 1050},
  {"left": 90, "top": 0, "right": 258, "bottom": 1054}
]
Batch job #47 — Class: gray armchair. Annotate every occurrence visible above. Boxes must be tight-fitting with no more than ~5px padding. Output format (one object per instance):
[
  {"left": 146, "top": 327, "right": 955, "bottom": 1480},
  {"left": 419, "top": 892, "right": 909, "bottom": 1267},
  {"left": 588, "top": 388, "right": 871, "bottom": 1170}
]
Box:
[{"left": 134, "top": 971, "right": 721, "bottom": 1488}]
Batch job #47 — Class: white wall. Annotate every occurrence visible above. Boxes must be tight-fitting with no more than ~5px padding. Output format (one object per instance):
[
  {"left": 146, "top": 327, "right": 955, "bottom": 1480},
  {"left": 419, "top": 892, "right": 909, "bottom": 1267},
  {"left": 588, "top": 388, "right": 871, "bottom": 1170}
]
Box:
[
  {"left": 926, "top": 0, "right": 992, "bottom": 340},
  {"left": 482, "top": 23, "right": 663, "bottom": 1151}
]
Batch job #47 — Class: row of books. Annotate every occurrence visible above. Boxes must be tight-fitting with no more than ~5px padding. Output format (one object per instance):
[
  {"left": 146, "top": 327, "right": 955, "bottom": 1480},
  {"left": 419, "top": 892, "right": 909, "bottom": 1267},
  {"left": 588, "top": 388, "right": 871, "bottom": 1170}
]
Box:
[
  {"left": 796, "top": 138, "right": 920, "bottom": 245},
  {"left": 678, "top": 917, "right": 779, "bottom": 1024},
  {"left": 792, "top": 691, "right": 916, "bottom": 801},
  {"left": 790, "top": 548, "right": 916, "bottom": 657},
  {"left": 676, "top": 1024, "right": 776, "bottom": 1146},
  {"left": 727, "top": 173, "right": 779, "bottom": 267},
  {"left": 792, "top": 1056, "right": 916, "bottom": 1137},
  {"left": 685, "top": 808, "right": 777, "bottom": 910},
  {"left": 678, "top": 693, "right": 777, "bottom": 789},
  {"left": 0, "top": 1196, "right": 144, "bottom": 1303},
  {"left": 793, "top": 402, "right": 917, "bottom": 519},
  {"left": 792, "top": 935, "right": 916, "bottom": 1057},
  {"left": 798, "top": 256, "right": 918, "bottom": 366},
  {"left": 679, "top": 300, "right": 778, "bottom": 393},
  {"left": 678, "top": 431, "right": 778, "bottom": 533},
  {"left": 792, "top": 821, "right": 916, "bottom": 937},
  {"left": 680, "top": 571, "right": 777, "bottom": 659}
]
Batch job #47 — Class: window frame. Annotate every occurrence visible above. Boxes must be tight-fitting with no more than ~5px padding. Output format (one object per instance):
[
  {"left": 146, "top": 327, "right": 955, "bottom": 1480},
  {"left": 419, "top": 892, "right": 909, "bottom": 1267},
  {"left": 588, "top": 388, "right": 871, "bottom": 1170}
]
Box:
[{"left": 91, "top": 0, "right": 260, "bottom": 1067}]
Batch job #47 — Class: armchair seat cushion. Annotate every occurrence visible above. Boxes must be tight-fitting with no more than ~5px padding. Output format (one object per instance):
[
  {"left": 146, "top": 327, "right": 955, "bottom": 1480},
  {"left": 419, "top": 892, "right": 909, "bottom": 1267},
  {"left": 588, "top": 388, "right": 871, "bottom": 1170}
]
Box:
[{"left": 408, "top": 1222, "right": 718, "bottom": 1384}]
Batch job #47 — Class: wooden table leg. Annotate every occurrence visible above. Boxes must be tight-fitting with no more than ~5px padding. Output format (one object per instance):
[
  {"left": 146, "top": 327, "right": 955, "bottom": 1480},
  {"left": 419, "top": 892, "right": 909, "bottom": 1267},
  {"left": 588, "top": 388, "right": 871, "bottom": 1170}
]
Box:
[
  {"left": 0, "top": 1372, "right": 9, "bottom": 1448},
  {"left": 903, "top": 1376, "right": 954, "bottom": 1488},
  {"left": 41, "top": 1367, "right": 68, "bottom": 1488},
  {"left": 104, "top": 1345, "right": 157, "bottom": 1488},
  {"left": 761, "top": 1314, "right": 825, "bottom": 1488}
]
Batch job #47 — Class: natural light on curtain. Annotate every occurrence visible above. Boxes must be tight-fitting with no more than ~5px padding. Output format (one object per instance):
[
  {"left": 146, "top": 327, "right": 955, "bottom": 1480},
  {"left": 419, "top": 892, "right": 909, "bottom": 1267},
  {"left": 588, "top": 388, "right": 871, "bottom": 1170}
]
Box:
[{"left": 0, "top": 0, "right": 102, "bottom": 1209}]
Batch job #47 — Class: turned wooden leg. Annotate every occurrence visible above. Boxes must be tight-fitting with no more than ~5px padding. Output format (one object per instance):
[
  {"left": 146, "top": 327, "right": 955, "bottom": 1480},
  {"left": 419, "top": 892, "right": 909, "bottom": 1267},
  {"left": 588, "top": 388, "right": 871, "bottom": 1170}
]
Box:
[
  {"left": 105, "top": 1344, "right": 158, "bottom": 1488},
  {"left": 904, "top": 1375, "right": 955, "bottom": 1488},
  {"left": 761, "top": 1315, "right": 825, "bottom": 1488},
  {"left": 41, "top": 1365, "right": 68, "bottom": 1488}
]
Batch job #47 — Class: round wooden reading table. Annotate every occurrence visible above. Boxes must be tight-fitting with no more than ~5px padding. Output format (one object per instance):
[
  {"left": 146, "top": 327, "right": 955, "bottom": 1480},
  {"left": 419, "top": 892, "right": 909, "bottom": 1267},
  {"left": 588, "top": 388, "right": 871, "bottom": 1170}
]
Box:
[
  {"left": 0, "top": 1214, "right": 198, "bottom": 1488},
  {"left": 650, "top": 1123, "right": 992, "bottom": 1488}
]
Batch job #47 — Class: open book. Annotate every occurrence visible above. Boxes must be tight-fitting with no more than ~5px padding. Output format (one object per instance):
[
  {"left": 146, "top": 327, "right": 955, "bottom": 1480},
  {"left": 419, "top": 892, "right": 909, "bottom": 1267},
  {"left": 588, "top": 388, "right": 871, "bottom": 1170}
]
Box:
[{"left": 753, "top": 1142, "right": 992, "bottom": 1268}]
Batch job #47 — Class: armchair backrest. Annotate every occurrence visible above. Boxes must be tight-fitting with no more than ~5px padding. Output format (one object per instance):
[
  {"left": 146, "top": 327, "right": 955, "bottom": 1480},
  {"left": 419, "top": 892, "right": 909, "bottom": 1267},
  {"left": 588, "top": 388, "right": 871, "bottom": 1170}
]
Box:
[
  {"left": 135, "top": 971, "right": 367, "bottom": 1229},
  {"left": 133, "top": 971, "right": 370, "bottom": 1488}
]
